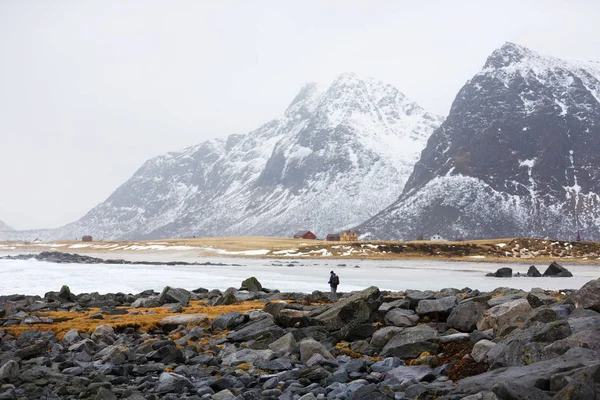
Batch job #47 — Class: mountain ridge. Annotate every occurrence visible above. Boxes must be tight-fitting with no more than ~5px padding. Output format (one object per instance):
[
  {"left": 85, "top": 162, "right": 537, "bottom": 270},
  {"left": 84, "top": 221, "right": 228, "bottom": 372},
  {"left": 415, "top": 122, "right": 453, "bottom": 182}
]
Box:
[
  {"left": 0, "top": 73, "right": 442, "bottom": 241},
  {"left": 360, "top": 42, "right": 600, "bottom": 241}
]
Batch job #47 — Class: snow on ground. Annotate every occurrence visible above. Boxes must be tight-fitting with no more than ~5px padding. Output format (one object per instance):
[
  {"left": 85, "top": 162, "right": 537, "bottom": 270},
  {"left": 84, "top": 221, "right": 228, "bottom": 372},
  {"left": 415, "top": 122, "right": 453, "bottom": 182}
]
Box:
[{"left": 0, "top": 257, "right": 597, "bottom": 296}]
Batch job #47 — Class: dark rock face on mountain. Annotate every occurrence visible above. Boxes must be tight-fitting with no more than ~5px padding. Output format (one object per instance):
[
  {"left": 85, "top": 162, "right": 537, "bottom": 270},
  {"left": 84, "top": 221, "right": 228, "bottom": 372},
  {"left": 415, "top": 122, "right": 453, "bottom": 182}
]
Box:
[
  {"left": 360, "top": 43, "right": 600, "bottom": 240},
  {"left": 2, "top": 74, "right": 441, "bottom": 241}
]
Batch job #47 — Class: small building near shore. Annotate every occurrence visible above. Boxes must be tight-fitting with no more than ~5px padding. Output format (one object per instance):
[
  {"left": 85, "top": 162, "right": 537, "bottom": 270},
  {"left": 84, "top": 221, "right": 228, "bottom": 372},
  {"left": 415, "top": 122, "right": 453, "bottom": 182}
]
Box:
[
  {"left": 430, "top": 234, "right": 447, "bottom": 242},
  {"left": 293, "top": 231, "right": 317, "bottom": 240},
  {"left": 341, "top": 231, "right": 359, "bottom": 241},
  {"left": 82, "top": 235, "right": 93, "bottom": 242},
  {"left": 326, "top": 234, "right": 341, "bottom": 241}
]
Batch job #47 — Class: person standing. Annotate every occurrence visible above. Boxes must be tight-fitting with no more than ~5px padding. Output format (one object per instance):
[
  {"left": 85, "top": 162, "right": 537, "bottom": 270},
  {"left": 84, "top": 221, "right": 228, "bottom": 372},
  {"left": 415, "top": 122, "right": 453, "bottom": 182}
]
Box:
[{"left": 328, "top": 271, "right": 339, "bottom": 301}]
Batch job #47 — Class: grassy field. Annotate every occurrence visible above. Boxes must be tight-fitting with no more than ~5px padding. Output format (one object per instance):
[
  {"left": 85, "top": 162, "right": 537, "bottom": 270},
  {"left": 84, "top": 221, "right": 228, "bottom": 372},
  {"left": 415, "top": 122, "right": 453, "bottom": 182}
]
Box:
[{"left": 2, "top": 236, "right": 600, "bottom": 263}]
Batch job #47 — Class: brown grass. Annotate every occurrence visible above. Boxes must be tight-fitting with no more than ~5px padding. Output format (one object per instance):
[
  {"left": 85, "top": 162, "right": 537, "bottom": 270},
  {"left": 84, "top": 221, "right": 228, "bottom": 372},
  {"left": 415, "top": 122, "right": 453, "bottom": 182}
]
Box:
[{"left": 7, "top": 300, "right": 265, "bottom": 340}]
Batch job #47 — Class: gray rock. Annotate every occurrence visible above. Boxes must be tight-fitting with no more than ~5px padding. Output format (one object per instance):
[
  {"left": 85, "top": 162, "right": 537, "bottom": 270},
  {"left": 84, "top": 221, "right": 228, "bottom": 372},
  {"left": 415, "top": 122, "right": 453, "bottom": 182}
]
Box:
[
  {"left": 370, "top": 326, "right": 404, "bottom": 350},
  {"left": 159, "top": 286, "right": 191, "bottom": 305},
  {"left": 130, "top": 297, "right": 160, "bottom": 308},
  {"left": 95, "top": 344, "right": 130, "bottom": 365},
  {"left": 300, "top": 365, "right": 330, "bottom": 381},
  {"left": 568, "top": 279, "right": 600, "bottom": 312},
  {"left": 477, "top": 298, "right": 533, "bottom": 331},
  {"left": 384, "top": 309, "right": 419, "bottom": 327},
  {"left": 527, "top": 265, "right": 542, "bottom": 277},
  {"left": 493, "top": 267, "right": 512, "bottom": 278},
  {"left": 13, "top": 341, "right": 46, "bottom": 359},
  {"left": 61, "top": 328, "right": 81, "bottom": 345},
  {"left": 240, "top": 277, "right": 263, "bottom": 292},
  {"left": 456, "top": 347, "right": 599, "bottom": 394},
  {"left": 542, "top": 261, "right": 573, "bottom": 277},
  {"left": 212, "top": 389, "right": 235, "bottom": 399},
  {"left": 0, "top": 360, "right": 19, "bottom": 382},
  {"left": 221, "top": 348, "right": 275, "bottom": 366},
  {"left": 91, "top": 324, "right": 115, "bottom": 342},
  {"left": 544, "top": 328, "right": 600, "bottom": 356},
  {"left": 156, "top": 372, "right": 194, "bottom": 394},
  {"left": 371, "top": 357, "right": 403, "bottom": 373},
  {"left": 94, "top": 387, "right": 117, "bottom": 400},
  {"left": 308, "top": 286, "right": 381, "bottom": 331},
  {"left": 212, "top": 312, "right": 245, "bottom": 331},
  {"left": 415, "top": 296, "right": 458, "bottom": 320},
  {"left": 268, "top": 332, "right": 297, "bottom": 356},
  {"left": 277, "top": 309, "right": 311, "bottom": 327},
  {"left": 380, "top": 325, "right": 438, "bottom": 358},
  {"left": 213, "top": 288, "right": 239, "bottom": 306},
  {"left": 383, "top": 365, "right": 435, "bottom": 384},
  {"left": 299, "top": 338, "right": 334, "bottom": 363},
  {"left": 471, "top": 339, "right": 495, "bottom": 363},
  {"left": 226, "top": 314, "right": 284, "bottom": 344},
  {"left": 492, "top": 381, "right": 553, "bottom": 400},
  {"left": 447, "top": 300, "right": 488, "bottom": 332},
  {"left": 526, "top": 292, "right": 557, "bottom": 308},
  {"left": 161, "top": 314, "right": 211, "bottom": 330}
]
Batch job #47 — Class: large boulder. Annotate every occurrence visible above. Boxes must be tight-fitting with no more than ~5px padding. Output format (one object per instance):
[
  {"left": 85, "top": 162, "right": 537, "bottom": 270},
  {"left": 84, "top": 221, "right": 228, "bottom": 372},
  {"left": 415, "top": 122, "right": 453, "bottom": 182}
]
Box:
[
  {"left": 159, "top": 286, "right": 191, "bottom": 305},
  {"left": 455, "top": 347, "right": 599, "bottom": 395},
  {"left": 0, "top": 360, "right": 19, "bottom": 383},
  {"left": 131, "top": 297, "right": 160, "bottom": 308},
  {"left": 568, "top": 279, "right": 600, "bottom": 312},
  {"left": 380, "top": 325, "right": 439, "bottom": 358},
  {"left": 308, "top": 286, "right": 381, "bottom": 331},
  {"left": 370, "top": 326, "right": 404, "bottom": 350},
  {"left": 160, "top": 314, "right": 211, "bottom": 330},
  {"left": 212, "top": 312, "right": 245, "bottom": 331},
  {"left": 240, "top": 277, "right": 263, "bottom": 292},
  {"left": 527, "top": 266, "right": 542, "bottom": 277},
  {"left": 277, "top": 309, "right": 311, "bottom": 328},
  {"left": 212, "top": 288, "right": 239, "bottom": 306},
  {"left": 268, "top": 332, "right": 297, "bottom": 356},
  {"left": 477, "top": 299, "right": 533, "bottom": 331},
  {"left": 471, "top": 339, "right": 495, "bottom": 363},
  {"left": 384, "top": 309, "right": 419, "bottom": 327},
  {"left": 542, "top": 262, "right": 573, "bottom": 277},
  {"left": 299, "top": 338, "right": 334, "bottom": 363},
  {"left": 415, "top": 296, "right": 458, "bottom": 320},
  {"left": 447, "top": 300, "right": 488, "bottom": 332},
  {"left": 492, "top": 268, "right": 513, "bottom": 278},
  {"left": 406, "top": 290, "right": 435, "bottom": 310},
  {"left": 226, "top": 314, "right": 284, "bottom": 344}
]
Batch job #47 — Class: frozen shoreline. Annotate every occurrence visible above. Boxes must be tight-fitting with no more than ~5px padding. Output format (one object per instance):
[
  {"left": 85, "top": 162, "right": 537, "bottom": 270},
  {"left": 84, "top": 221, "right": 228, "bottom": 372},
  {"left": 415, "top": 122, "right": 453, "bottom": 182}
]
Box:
[{"left": 1, "top": 255, "right": 598, "bottom": 297}]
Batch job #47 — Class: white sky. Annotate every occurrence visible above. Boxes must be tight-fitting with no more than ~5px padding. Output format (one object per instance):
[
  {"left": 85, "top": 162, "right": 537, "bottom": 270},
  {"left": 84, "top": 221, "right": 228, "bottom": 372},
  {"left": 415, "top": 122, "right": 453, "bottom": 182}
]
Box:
[{"left": 1, "top": 0, "right": 600, "bottom": 230}]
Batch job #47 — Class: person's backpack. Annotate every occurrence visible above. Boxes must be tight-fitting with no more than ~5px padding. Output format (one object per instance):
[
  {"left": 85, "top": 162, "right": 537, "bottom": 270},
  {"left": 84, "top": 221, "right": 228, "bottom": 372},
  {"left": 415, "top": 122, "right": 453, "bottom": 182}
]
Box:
[{"left": 332, "top": 274, "right": 340, "bottom": 286}]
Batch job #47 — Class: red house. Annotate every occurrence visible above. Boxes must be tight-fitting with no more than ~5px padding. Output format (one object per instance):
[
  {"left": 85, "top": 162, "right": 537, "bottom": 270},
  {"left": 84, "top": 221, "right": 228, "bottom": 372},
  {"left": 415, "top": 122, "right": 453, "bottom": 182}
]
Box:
[{"left": 293, "top": 230, "right": 317, "bottom": 240}]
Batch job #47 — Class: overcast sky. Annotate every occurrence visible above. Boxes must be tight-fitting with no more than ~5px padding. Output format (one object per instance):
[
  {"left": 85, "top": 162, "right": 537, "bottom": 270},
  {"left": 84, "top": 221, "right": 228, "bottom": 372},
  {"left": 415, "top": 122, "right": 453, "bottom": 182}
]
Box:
[{"left": 1, "top": 1, "right": 599, "bottom": 230}]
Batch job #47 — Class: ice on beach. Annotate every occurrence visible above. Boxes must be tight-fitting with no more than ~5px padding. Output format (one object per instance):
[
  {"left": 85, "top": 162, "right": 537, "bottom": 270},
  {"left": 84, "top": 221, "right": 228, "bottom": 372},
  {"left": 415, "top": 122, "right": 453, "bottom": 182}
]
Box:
[
  {"left": 1, "top": 257, "right": 598, "bottom": 297},
  {"left": 69, "top": 244, "right": 91, "bottom": 249}
]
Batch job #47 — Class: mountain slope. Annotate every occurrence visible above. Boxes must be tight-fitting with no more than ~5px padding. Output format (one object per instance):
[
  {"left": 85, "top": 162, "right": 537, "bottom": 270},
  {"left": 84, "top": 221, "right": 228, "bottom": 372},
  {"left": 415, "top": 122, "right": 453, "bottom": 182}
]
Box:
[
  {"left": 360, "top": 43, "right": 600, "bottom": 240},
  {"left": 0, "top": 220, "right": 13, "bottom": 231},
  {"left": 2, "top": 73, "right": 442, "bottom": 240}
]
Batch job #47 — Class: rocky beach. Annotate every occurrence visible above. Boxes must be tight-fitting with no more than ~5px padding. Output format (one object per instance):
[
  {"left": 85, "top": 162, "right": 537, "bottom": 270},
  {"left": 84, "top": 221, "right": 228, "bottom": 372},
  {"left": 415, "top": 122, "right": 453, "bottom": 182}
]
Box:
[{"left": 1, "top": 265, "right": 599, "bottom": 399}]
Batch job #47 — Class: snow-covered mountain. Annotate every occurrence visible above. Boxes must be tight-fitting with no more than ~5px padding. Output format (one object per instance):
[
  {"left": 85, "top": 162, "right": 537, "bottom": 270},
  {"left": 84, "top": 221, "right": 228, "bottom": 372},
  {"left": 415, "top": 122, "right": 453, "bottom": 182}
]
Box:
[
  {"left": 0, "top": 220, "right": 13, "bottom": 232},
  {"left": 2, "top": 73, "right": 442, "bottom": 240},
  {"left": 360, "top": 43, "right": 600, "bottom": 241}
]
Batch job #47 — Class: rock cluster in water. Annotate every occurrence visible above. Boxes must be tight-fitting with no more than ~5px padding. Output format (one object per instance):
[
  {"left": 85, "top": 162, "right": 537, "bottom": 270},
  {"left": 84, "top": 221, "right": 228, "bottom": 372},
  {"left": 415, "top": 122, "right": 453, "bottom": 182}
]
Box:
[
  {"left": 486, "top": 261, "right": 574, "bottom": 278},
  {"left": 0, "top": 277, "right": 599, "bottom": 399},
  {"left": 0, "top": 252, "right": 241, "bottom": 267}
]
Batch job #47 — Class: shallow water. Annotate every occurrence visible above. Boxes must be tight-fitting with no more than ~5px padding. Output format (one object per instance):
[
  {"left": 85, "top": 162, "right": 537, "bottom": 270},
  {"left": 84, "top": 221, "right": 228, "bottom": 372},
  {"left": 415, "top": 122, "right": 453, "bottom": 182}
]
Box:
[{"left": 0, "top": 257, "right": 598, "bottom": 296}]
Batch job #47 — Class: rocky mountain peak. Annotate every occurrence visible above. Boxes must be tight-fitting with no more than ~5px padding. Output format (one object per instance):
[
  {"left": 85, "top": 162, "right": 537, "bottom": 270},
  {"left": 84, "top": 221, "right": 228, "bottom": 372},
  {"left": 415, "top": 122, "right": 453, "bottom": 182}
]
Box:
[
  {"left": 483, "top": 42, "right": 534, "bottom": 69},
  {"left": 284, "top": 82, "right": 324, "bottom": 119},
  {"left": 360, "top": 44, "right": 600, "bottom": 241}
]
